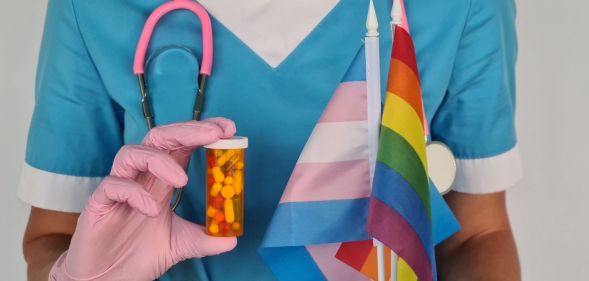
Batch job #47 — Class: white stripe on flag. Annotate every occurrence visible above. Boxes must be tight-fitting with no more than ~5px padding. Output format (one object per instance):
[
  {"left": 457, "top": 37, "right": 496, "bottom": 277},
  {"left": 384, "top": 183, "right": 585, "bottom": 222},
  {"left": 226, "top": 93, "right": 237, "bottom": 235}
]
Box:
[{"left": 297, "top": 121, "right": 369, "bottom": 164}]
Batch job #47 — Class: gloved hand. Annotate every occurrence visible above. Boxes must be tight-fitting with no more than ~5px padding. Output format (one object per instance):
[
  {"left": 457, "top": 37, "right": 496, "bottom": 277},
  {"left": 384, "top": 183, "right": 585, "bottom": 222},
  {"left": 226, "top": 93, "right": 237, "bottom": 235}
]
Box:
[{"left": 49, "top": 119, "right": 238, "bottom": 281}]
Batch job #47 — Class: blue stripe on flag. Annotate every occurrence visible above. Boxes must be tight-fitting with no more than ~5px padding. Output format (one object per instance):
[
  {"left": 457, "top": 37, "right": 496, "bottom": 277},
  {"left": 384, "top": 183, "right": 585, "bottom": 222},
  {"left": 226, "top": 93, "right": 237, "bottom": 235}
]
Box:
[
  {"left": 341, "top": 47, "right": 366, "bottom": 82},
  {"left": 261, "top": 198, "right": 370, "bottom": 248},
  {"left": 372, "top": 163, "right": 461, "bottom": 262},
  {"left": 372, "top": 162, "right": 434, "bottom": 262},
  {"left": 259, "top": 246, "right": 327, "bottom": 281}
]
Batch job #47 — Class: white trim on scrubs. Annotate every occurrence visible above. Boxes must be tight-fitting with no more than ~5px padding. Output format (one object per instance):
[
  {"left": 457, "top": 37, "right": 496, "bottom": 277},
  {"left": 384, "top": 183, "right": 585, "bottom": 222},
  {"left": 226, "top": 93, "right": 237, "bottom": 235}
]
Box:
[
  {"left": 453, "top": 145, "right": 523, "bottom": 194},
  {"left": 18, "top": 163, "right": 102, "bottom": 212}
]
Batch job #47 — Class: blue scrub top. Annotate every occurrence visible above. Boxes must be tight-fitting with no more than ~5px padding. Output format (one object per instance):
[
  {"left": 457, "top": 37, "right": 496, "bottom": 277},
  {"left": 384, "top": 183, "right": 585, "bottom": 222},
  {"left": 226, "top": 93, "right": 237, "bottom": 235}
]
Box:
[{"left": 21, "top": 0, "right": 519, "bottom": 280}]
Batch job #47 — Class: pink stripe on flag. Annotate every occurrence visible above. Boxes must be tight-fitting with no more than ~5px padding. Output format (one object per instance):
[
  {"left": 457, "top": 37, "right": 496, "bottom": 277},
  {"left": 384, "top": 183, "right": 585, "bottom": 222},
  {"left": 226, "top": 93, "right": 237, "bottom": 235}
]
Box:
[
  {"left": 280, "top": 160, "right": 372, "bottom": 203},
  {"left": 318, "top": 81, "right": 367, "bottom": 123},
  {"left": 307, "top": 243, "right": 371, "bottom": 281},
  {"left": 367, "top": 198, "right": 432, "bottom": 281}
]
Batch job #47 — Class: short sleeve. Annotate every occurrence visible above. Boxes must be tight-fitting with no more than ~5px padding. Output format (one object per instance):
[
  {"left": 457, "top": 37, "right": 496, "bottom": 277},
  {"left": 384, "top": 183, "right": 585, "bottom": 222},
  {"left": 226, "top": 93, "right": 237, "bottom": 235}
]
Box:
[
  {"left": 17, "top": 0, "right": 123, "bottom": 212},
  {"left": 430, "top": 0, "right": 522, "bottom": 194}
]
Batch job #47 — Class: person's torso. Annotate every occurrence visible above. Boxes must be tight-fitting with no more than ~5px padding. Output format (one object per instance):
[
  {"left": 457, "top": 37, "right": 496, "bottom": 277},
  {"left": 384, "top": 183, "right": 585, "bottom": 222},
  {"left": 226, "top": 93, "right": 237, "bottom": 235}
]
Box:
[{"left": 71, "top": 0, "right": 470, "bottom": 280}]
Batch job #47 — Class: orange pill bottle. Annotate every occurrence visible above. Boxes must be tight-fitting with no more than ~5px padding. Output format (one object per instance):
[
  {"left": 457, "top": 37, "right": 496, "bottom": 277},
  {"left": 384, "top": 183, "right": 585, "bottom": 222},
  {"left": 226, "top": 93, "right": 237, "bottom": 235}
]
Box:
[{"left": 204, "top": 137, "right": 247, "bottom": 237}]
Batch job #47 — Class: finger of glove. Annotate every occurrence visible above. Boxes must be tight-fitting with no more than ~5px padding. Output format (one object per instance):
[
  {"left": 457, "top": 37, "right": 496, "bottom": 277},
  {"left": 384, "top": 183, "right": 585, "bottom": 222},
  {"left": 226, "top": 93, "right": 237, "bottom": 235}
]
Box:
[
  {"left": 91, "top": 177, "right": 160, "bottom": 217},
  {"left": 142, "top": 121, "right": 223, "bottom": 152},
  {"left": 111, "top": 145, "right": 188, "bottom": 187},
  {"left": 202, "top": 117, "right": 237, "bottom": 139},
  {"left": 170, "top": 215, "right": 237, "bottom": 261}
]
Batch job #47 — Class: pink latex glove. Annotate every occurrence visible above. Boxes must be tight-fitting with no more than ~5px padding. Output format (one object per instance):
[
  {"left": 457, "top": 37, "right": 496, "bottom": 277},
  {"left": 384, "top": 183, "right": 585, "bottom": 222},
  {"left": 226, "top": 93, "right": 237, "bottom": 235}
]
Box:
[{"left": 49, "top": 119, "right": 237, "bottom": 281}]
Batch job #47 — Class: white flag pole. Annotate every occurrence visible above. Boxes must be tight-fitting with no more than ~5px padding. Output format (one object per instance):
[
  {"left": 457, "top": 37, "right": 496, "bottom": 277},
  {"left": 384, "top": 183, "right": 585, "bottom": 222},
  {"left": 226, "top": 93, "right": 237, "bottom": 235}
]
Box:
[
  {"left": 366, "top": 0, "right": 381, "bottom": 183},
  {"left": 366, "top": 2, "right": 386, "bottom": 281}
]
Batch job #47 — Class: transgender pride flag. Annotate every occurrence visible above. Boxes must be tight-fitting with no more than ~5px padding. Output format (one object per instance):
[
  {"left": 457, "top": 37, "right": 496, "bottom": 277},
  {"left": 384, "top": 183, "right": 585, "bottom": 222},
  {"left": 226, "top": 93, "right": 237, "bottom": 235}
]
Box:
[{"left": 259, "top": 48, "right": 374, "bottom": 281}]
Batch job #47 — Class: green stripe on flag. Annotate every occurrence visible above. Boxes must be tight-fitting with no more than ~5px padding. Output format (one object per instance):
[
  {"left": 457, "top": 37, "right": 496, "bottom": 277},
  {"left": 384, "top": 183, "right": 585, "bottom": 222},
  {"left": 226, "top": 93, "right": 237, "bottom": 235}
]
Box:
[{"left": 377, "top": 126, "right": 431, "bottom": 218}]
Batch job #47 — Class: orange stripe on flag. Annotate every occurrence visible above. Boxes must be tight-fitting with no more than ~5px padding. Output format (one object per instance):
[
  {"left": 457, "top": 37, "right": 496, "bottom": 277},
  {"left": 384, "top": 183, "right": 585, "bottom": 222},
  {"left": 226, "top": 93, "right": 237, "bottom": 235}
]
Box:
[
  {"left": 360, "top": 246, "right": 392, "bottom": 281},
  {"left": 386, "top": 58, "right": 425, "bottom": 129}
]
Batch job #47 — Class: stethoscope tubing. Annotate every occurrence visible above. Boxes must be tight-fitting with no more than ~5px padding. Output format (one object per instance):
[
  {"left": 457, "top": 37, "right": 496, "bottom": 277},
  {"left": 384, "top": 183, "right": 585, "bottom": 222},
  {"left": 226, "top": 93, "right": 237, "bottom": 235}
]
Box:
[{"left": 133, "top": 0, "right": 214, "bottom": 210}]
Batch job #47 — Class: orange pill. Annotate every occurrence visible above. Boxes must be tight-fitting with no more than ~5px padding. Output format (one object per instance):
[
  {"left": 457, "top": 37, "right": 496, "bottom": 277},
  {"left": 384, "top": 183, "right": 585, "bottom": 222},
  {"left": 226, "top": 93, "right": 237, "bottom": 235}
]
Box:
[{"left": 214, "top": 212, "right": 225, "bottom": 223}]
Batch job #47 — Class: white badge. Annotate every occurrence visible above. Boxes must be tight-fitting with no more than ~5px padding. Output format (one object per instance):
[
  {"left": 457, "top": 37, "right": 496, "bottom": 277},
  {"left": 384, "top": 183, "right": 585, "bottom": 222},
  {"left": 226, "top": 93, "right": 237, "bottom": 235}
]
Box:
[{"left": 426, "top": 141, "right": 457, "bottom": 194}]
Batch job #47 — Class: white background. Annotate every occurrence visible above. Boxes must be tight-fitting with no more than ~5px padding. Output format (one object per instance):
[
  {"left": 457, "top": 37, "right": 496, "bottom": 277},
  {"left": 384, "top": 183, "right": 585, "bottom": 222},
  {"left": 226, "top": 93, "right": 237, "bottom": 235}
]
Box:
[{"left": 1, "top": 0, "right": 587, "bottom": 280}]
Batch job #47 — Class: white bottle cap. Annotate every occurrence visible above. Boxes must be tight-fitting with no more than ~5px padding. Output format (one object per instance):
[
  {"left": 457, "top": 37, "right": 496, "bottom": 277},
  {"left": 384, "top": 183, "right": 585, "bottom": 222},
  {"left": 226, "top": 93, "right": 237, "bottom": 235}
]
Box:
[{"left": 204, "top": 136, "right": 248, "bottom": 149}]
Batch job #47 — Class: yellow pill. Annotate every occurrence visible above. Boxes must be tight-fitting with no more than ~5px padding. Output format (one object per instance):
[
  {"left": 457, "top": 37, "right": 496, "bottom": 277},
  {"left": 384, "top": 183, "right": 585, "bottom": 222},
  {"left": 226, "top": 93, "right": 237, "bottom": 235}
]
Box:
[
  {"left": 217, "top": 155, "right": 229, "bottom": 166},
  {"left": 236, "top": 161, "right": 244, "bottom": 170},
  {"left": 232, "top": 222, "right": 241, "bottom": 231},
  {"left": 233, "top": 170, "right": 244, "bottom": 195},
  {"left": 209, "top": 221, "right": 219, "bottom": 234},
  {"left": 224, "top": 199, "right": 235, "bottom": 223},
  {"left": 212, "top": 166, "right": 224, "bottom": 183},
  {"left": 226, "top": 150, "right": 236, "bottom": 158},
  {"left": 221, "top": 150, "right": 237, "bottom": 166},
  {"left": 224, "top": 176, "right": 234, "bottom": 185},
  {"left": 221, "top": 185, "right": 235, "bottom": 199},
  {"left": 206, "top": 206, "right": 217, "bottom": 218},
  {"left": 209, "top": 182, "right": 222, "bottom": 197}
]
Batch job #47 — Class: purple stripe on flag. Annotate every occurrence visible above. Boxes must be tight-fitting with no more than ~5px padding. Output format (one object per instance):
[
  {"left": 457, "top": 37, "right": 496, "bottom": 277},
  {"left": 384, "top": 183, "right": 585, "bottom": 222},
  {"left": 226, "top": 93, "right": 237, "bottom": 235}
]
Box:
[
  {"left": 318, "top": 81, "right": 367, "bottom": 123},
  {"left": 367, "top": 198, "right": 433, "bottom": 281},
  {"left": 280, "top": 160, "right": 371, "bottom": 203},
  {"left": 307, "top": 244, "right": 370, "bottom": 281}
]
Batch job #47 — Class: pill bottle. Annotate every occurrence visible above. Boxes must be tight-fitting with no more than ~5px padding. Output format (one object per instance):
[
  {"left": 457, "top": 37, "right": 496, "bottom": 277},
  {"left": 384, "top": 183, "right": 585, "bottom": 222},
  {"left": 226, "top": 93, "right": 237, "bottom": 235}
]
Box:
[{"left": 204, "top": 137, "right": 248, "bottom": 237}]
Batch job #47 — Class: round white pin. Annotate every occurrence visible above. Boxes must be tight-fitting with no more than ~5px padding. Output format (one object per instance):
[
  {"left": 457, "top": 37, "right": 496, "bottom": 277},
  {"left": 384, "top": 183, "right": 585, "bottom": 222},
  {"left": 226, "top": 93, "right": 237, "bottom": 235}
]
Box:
[{"left": 426, "top": 141, "right": 457, "bottom": 194}]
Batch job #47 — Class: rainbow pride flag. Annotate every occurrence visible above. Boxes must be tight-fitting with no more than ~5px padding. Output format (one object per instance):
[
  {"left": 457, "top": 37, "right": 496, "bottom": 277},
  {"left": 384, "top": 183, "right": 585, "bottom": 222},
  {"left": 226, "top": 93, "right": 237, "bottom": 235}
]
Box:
[
  {"left": 365, "top": 22, "right": 436, "bottom": 280},
  {"left": 336, "top": 1, "right": 459, "bottom": 279}
]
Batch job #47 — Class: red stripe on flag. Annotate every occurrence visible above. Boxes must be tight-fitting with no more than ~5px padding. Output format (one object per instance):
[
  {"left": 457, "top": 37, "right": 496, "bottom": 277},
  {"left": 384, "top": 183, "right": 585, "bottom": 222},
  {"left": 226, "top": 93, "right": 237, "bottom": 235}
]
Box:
[
  {"left": 335, "top": 240, "right": 374, "bottom": 271},
  {"left": 367, "top": 197, "right": 433, "bottom": 281},
  {"left": 391, "top": 26, "right": 419, "bottom": 78}
]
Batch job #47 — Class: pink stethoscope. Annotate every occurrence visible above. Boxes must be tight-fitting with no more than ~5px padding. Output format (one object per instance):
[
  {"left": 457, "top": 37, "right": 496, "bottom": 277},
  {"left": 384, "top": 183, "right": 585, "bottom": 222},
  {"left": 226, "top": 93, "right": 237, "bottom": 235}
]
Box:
[
  {"left": 133, "top": 0, "right": 214, "bottom": 130},
  {"left": 133, "top": 0, "right": 214, "bottom": 210}
]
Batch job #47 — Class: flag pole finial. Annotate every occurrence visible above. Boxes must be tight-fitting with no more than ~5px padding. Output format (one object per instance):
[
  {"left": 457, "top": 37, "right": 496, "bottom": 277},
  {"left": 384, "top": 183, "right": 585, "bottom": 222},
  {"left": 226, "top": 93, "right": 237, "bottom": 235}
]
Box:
[
  {"left": 391, "top": 0, "right": 403, "bottom": 26},
  {"left": 366, "top": 0, "right": 379, "bottom": 37}
]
